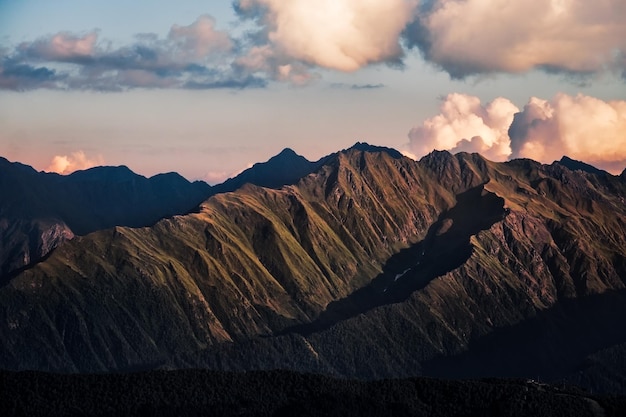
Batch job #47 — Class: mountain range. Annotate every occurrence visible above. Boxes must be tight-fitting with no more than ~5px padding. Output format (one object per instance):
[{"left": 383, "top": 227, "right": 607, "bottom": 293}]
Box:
[{"left": 1, "top": 144, "right": 626, "bottom": 395}]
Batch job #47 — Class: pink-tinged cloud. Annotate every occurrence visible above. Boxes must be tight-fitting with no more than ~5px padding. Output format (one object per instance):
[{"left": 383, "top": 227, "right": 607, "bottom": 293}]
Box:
[
  {"left": 4, "top": 15, "right": 264, "bottom": 91},
  {"left": 21, "top": 32, "right": 98, "bottom": 61},
  {"left": 168, "top": 15, "right": 233, "bottom": 59},
  {"left": 510, "top": 94, "right": 626, "bottom": 173},
  {"left": 407, "top": 92, "right": 626, "bottom": 174},
  {"left": 406, "top": 0, "right": 626, "bottom": 78},
  {"left": 45, "top": 151, "right": 104, "bottom": 175},
  {"left": 406, "top": 93, "right": 519, "bottom": 161},
  {"left": 237, "top": 0, "right": 417, "bottom": 71}
]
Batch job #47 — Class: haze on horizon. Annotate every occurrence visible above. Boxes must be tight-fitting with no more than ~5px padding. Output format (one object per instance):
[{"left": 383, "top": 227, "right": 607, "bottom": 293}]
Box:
[{"left": 1, "top": 0, "right": 625, "bottom": 183}]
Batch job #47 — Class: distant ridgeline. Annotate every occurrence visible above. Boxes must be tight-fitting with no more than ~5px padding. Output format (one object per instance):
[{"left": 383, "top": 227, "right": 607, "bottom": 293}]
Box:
[{"left": 1, "top": 146, "right": 626, "bottom": 395}]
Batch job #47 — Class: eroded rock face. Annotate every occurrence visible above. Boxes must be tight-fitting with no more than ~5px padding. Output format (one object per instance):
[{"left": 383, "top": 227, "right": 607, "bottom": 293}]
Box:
[{"left": 0, "top": 219, "right": 74, "bottom": 278}]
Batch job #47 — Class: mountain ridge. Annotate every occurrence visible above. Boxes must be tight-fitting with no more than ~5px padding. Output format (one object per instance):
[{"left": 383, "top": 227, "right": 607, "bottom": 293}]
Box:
[
  {"left": 2, "top": 147, "right": 626, "bottom": 393},
  {"left": 0, "top": 161, "right": 212, "bottom": 280}
]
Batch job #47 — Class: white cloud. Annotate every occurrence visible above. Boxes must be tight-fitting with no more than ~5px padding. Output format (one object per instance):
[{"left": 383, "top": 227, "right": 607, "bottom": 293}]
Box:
[
  {"left": 45, "top": 151, "right": 104, "bottom": 175},
  {"left": 406, "top": 0, "right": 626, "bottom": 78},
  {"left": 510, "top": 93, "right": 626, "bottom": 172},
  {"left": 406, "top": 93, "right": 519, "bottom": 161},
  {"left": 406, "top": 92, "right": 626, "bottom": 174},
  {"left": 237, "top": 0, "right": 417, "bottom": 71}
]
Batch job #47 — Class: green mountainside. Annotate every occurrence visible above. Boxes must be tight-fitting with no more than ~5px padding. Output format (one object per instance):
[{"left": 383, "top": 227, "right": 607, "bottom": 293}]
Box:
[
  {"left": 0, "top": 147, "right": 324, "bottom": 281},
  {"left": 1, "top": 145, "right": 626, "bottom": 393},
  {"left": 0, "top": 158, "right": 211, "bottom": 280}
]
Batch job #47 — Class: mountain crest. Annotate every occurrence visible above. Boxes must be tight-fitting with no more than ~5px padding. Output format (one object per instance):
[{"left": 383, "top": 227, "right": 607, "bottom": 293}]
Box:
[
  {"left": 212, "top": 147, "right": 317, "bottom": 193},
  {"left": 555, "top": 156, "right": 606, "bottom": 175},
  {"left": 345, "top": 142, "right": 403, "bottom": 159}
]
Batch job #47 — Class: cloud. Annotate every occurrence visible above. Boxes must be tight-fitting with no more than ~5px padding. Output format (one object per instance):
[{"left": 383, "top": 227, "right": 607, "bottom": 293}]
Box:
[
  {"left": 329, "top": 82, "right": 386, "bottom": 90},
  {"left": 235, "top": 0, "right": 416, "bottom": 71},
  {"left": 45, "top": 151, "right": 105, "bottom": 175},
  {"left": 20, "top": 31, "right": 98, "bottom": 63},
  {"left": 406, "top": 92, "right": 626, "bottom": 174},
  {"left": 4, "top": 2, "right": 625, "bottom": 91},
  {"left": 168, "top": 15, "right": 233, "bottom": 59},
  {"left": 0, "top": 60, "right": 62, "bottom": 90},
  {"left": 2, "top": 15, "right": 258, "bottom": 91},
  {"left": 406, "top": 93, "right": 519, "bottom": 161},
  {"left": 233, "top": 44, "right": 318, "bottom": 85},
  {"left": 183, "top": 75, "right": 267, "bottom": 89},
  {"left": 404, "top": 0, "right": 626, "bottom": 78},
  {"left": 509, "top": 93, "right": 626, "bottom": 172}
]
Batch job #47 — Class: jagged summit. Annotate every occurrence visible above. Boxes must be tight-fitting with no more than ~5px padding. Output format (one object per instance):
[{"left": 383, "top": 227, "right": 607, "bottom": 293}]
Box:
[
  {"left": 555, "top": 156, "right": 607, "bottom": 175},
  {"left": 345, "top": 142, "right": 404, "bottom": 159}
]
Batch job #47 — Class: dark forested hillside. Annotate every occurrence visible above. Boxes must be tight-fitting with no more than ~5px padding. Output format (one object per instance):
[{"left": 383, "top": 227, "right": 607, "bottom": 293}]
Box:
[
  {"left": 2, "top": 370, "right": 624, "bottom": 417},
  {"left": 2, "top": 145, "right": 626, "bottom": 394}
]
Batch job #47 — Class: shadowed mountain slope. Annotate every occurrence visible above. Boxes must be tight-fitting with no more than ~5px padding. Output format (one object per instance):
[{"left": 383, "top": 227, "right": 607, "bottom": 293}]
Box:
[
  {"left": 555, "top": 156, "right": 607, "bottom": 176},
  {"left": 2, "top": 146, "right": 626, "bottom": 394},
  {"left": 0, "top": 158, "right": 211, "bottom": 280},
  {"left": 211, "top": 148, "right": 325, "bottom": 194}
]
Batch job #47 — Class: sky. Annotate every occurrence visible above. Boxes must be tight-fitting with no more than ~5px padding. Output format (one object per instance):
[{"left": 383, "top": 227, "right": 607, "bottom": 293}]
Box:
[{"left": 1, "top": 0, "right": 625, "bottom": 183}]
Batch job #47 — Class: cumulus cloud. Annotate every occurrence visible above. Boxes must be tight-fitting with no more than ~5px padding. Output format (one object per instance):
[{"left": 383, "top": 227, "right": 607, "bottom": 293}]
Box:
[
  {"left": 404, "top": 0, "right": 626, "bottom": 78},
  {"left": 406, "top": 93, "right": 519, "bottom": 161},
  {"left": 4, "top": 1, "right": 625, "bottom": 90},
  {"left": 406, "top": 92, "right": 626, "bottom": 174},
  {"left": 45, "top": 151, "right": 105, "bottom": 175},
  {"left": 235, "top": 0, "right": 416, "bottom": 71},
  {"left": 510, "top": 93, "right": 626, "bottom": 172}
]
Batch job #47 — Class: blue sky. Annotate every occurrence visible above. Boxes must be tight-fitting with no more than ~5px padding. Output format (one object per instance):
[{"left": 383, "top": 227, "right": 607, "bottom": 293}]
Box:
[{"left": 1, "top": 0, "right": 625, "bottom": 182}]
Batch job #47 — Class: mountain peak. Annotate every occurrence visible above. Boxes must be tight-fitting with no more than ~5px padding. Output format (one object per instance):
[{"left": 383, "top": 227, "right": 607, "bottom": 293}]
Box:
[
  {"left": 418, "top": 149, "right": 454, "bottom": 165},
  {"left": 212, "top": 148, "right": 316, "bottom": 193},
  {"left": 68, "top": 165, "right": 140, "bottom": 182},
  {"left": 555, "top": 156, "right": 606, "bottom": 175},
  {"left": 346, "top": 142, "right": 403, "bottom": 159},
  {"left": 276, "top": 148, "right": 298, "bottom": 158}
]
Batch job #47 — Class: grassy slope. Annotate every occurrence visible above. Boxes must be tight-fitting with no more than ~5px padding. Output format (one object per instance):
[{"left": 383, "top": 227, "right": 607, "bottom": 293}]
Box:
[
  {"left": 1, "top": 148, "right": 626, "bottom": 393},
  {"left": 0, "top": 149, "right": 451, "bottom": 371}
]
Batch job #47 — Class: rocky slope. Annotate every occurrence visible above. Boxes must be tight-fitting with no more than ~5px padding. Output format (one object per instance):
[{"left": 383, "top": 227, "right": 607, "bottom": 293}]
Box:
[{"left": 1, "top": 146, "right": 626, "bottom": 393}]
